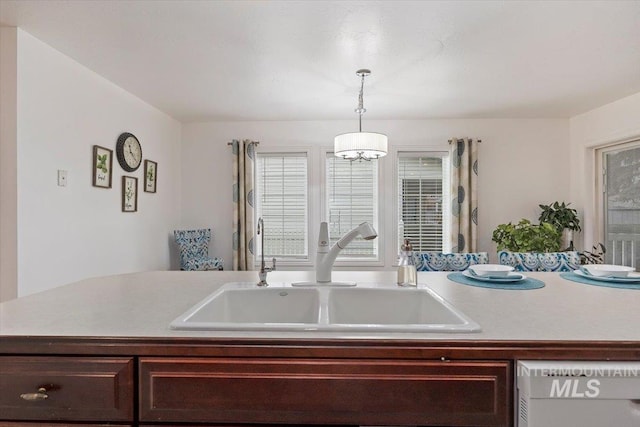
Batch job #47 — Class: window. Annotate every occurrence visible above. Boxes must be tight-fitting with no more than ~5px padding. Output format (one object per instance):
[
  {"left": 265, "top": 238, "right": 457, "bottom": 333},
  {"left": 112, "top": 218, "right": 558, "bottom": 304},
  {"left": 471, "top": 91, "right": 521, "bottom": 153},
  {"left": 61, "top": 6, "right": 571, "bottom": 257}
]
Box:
[
  {"left": 598, "top": 140, "right": 640, "bottom": 268},
  {"left": 326, "top": 153, "right": 378, "bottom": 259},
  {"left": 254, "top": 147, "right": 451, "bottom": 267},
  {"left": 256, "top": 153, "right": 308, "bottom": 260},
  {"left": 397, "top": 152, "right": 450, "bottom": 253}
]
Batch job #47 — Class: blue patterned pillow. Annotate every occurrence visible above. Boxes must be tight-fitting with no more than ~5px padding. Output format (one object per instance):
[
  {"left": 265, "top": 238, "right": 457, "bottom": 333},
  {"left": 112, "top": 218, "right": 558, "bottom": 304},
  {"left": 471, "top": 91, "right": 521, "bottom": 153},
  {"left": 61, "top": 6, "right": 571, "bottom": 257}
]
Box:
[
  {"left": 498, "top": 251, "right": 580, "bottom": 272},
  {"left": 538, "top": 251, "right": 580, "bottom": 272},
  {"left": 414, "top": 252, "right": 489, "bottom": 272},
  {"left": 413, "top": 252, "right": 447, "bottom": 271},
  {"left": 498, "top": 251, "right": 539, "bottom": 272}
]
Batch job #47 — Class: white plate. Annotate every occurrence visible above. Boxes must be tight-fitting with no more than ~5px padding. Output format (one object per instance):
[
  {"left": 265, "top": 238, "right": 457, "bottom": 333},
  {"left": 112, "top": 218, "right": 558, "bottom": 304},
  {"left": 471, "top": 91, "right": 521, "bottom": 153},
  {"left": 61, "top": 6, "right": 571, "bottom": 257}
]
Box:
[
  {"left": 581, "top": 264, "right": 635, "bottom": 277},
  {"left": 573, "top": 269, "right": 640, "bottom": 283},
  {"left": 468, "top": 264, "right": 514, "bottom": 277},
  {"left": 462, "top": 270, "right": 526, "bottom": 283}
]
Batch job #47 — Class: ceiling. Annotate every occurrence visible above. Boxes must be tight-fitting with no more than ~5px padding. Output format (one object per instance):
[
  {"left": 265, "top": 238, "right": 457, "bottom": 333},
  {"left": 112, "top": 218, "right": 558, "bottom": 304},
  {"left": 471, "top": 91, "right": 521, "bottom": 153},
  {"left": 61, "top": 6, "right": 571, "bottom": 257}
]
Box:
[{"left": 2, "top": 0, "right": 640, "bottom": 122}]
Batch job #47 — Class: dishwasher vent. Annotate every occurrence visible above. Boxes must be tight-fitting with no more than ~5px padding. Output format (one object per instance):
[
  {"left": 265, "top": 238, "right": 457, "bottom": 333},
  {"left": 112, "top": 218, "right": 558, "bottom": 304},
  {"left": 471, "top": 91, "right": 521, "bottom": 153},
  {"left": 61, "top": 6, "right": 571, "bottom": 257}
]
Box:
[{"left": 518, "top": 394, "right": 528, "bottom": 426}]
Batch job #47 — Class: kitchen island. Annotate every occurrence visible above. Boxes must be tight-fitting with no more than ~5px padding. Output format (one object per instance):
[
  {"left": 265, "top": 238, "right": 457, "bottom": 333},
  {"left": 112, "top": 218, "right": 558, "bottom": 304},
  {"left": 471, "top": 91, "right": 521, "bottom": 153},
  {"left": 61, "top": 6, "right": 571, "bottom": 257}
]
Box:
[{"left": 1, "top": 270, "right": 639, "bottom": 426}]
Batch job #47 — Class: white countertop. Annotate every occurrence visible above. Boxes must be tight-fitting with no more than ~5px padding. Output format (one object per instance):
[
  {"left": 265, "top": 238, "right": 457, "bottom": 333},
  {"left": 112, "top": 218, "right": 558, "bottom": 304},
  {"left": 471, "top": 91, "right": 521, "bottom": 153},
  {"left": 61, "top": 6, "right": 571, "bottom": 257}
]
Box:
[{"left": 1, "top": 270, "right": 638, "bottom": 341}]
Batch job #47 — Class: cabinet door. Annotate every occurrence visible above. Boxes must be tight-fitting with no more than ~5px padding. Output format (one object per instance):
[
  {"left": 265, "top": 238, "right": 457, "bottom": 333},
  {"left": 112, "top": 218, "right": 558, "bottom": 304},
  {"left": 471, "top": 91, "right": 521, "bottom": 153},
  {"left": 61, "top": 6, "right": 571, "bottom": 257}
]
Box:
[
  {"left": 140, "top": 357, "right": 511, "bottom": 426},
  {"left": 0, "top": 356, "right": 134, "bottom": 422}
]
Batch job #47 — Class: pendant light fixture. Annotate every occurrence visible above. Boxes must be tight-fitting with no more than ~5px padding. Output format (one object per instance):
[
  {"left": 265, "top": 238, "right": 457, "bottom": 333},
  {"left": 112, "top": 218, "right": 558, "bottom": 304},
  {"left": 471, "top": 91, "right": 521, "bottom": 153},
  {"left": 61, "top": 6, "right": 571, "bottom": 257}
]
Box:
[{"left": 334, "top": 69, "right": 388, "bottom": 161}]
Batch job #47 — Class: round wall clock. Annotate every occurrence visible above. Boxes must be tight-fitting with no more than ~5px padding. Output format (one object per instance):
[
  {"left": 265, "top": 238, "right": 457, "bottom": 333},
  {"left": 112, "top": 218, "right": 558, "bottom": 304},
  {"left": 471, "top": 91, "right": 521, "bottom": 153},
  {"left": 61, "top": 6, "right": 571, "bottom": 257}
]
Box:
[{"left": 116, "top": 132, "right": 142, "bottom": 172}]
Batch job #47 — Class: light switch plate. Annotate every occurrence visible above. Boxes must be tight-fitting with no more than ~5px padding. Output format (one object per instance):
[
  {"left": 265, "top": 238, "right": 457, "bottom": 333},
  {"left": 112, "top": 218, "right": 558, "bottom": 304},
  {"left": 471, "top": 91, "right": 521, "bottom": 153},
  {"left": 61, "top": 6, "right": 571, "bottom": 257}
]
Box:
[{"left": 57, "top": 170, "right": 68, "bottom": 187}]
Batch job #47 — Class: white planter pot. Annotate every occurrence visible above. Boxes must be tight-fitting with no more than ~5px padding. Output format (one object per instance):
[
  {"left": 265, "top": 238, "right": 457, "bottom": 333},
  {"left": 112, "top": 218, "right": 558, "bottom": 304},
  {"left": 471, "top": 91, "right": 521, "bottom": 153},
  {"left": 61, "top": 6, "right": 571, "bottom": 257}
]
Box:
[{"left": 561, "top": 228, "right": 574, "bottom": 250}]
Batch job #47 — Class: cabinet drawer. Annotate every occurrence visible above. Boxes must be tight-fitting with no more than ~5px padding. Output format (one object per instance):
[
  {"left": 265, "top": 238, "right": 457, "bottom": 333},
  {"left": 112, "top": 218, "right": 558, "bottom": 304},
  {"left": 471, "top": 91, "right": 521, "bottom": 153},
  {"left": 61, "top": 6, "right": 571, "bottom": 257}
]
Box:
[
  {"left": 140, "top": 357, "right": 511, "bottom": 426},
  {"left": 0, "top": 356, "right": 134, "bottom": 422}
]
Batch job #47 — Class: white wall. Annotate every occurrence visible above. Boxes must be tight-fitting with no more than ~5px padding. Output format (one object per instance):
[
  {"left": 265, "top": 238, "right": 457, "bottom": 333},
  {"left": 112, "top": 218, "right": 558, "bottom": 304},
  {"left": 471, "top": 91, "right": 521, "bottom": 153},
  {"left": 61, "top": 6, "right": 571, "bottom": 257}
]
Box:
[
  {"left": 569, "top": 91, "right": 640, "bottom": 249},
  {"left": 16, "top": 30, "right": 182, "bottom": 297},
  {"left": 0, "top": 27, "right": 18, "bottom": 301},
  {"left": 182, "top": 119, "right": 569, "bottom": 267}
]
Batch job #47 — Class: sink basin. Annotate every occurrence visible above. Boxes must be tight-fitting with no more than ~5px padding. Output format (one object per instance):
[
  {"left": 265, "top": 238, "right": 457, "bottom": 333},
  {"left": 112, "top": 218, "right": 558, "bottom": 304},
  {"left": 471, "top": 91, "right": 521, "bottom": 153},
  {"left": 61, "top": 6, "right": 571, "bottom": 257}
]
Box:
[
  {"left": 171, "top": 282, "right": 480, "bottom": 333},
  {"left": 327, "top": 287, "right": 478, "bottom": 331},
  {"left": 171, "top": 285, "right": 321, "bottom": 330}
]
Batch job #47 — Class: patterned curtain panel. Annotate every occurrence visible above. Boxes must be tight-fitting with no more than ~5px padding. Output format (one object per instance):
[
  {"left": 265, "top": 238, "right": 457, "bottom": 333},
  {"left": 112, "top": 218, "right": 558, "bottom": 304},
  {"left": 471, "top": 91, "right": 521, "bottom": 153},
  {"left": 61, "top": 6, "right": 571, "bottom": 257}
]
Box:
[
  {"left": 231, "top": 139, "right": 256, "bottom": 270},
  {"left": 450, "top": 138, "right": 479, "bottom": 253}
]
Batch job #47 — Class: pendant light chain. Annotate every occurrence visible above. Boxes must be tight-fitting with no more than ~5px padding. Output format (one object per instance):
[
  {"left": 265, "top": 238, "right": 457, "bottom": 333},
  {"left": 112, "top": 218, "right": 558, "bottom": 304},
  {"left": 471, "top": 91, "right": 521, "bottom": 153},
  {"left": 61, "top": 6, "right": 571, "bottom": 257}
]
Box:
[
  {"left": 356, "top": 72, "right": 366, "bottom": 132},
  {"left": 334, "top": 68, "right": 388, "bottom": 161}
]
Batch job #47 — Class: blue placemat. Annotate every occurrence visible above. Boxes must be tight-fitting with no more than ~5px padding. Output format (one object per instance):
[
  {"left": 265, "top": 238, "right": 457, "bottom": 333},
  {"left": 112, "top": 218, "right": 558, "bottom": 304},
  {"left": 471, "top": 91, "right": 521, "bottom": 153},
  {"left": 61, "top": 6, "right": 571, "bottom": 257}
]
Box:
[
  {"left": 447, "top": 272, "right": 545, "bottom": 290},
  {"left": 560, "top": 272, "right": 640, "bottom": 290}
]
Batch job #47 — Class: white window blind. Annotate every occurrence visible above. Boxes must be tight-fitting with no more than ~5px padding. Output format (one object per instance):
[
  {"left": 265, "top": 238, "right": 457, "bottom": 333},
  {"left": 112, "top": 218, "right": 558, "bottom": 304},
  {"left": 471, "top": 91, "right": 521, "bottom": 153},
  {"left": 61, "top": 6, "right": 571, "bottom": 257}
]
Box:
[
  {"left": 256, "top": 153, "right": 308, "bottom": 259},
  {"left": 326, "top": 153, "right": 378, "bottom": 258},
  {"left": 397, "top": 153, "right": 450, "bottom": 252}
]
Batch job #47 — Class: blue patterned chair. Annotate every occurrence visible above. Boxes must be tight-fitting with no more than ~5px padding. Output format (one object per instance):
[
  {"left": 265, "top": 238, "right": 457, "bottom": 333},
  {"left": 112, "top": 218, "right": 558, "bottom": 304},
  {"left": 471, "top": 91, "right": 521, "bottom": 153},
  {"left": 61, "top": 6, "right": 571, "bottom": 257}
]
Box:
[
  {"left": 413, "top": 252, "right": 489, "bottom": 272},
  {"left": 174, "top": 229, "right": 224, "bottom": 271},
  {"left": 498, "top": 250, "right": 580, "bottom": 272}
]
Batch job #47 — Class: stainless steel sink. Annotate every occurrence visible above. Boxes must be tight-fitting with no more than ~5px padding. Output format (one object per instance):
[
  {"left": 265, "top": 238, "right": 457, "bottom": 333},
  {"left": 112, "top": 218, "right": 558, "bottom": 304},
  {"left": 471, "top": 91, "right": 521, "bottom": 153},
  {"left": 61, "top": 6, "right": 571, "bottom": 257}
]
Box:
[{"left": 170, "top": 282, "right": 480, "bottom": 333}]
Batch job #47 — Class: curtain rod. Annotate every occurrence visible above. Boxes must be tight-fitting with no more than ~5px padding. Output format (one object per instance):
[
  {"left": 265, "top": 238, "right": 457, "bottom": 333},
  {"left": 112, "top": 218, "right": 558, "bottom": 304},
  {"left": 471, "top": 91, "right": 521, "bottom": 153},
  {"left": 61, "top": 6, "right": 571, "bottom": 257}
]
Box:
[
  {"left": 448, "top": 139, "right": 482, "bottom": 143},
  {"left": 227, "top": 140, "right": 478, "bottom": 145},
  {"left": 227, "top": 141, "right": 260, "bottom": 146}
]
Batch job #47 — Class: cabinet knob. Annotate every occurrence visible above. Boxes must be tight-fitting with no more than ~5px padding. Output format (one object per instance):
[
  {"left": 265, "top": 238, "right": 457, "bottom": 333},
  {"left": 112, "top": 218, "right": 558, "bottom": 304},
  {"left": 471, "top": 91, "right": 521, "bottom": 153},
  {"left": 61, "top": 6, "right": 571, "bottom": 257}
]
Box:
[{"left": 20, "top": 387, "right": 49, "bottom": 401}]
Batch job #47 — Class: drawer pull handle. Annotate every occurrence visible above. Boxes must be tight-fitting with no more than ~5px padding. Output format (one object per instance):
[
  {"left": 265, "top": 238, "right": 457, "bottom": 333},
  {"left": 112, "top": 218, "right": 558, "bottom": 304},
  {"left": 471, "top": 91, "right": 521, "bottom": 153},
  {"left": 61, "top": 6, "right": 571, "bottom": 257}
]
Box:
[{"left": 20, "top": 387, "right": 49, "bottom": 401}]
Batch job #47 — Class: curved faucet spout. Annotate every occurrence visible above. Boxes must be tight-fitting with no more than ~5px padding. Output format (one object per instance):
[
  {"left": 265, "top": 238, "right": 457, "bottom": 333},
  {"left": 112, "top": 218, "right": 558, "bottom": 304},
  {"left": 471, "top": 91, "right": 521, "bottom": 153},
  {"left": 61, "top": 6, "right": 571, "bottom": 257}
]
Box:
[
  {"left": 257, "top": 217, "right": 276, "bottom": 286},
  {"left": 316, "top": 221, "right": 377, "bottom": 283}
]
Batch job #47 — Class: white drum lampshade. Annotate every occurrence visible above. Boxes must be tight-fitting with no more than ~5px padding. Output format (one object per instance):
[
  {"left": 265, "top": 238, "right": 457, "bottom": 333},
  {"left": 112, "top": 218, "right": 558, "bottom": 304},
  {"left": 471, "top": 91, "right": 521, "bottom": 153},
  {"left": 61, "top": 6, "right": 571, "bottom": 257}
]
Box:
[{"left": 334, "top": 132, "right": 388, "bottom": 160}]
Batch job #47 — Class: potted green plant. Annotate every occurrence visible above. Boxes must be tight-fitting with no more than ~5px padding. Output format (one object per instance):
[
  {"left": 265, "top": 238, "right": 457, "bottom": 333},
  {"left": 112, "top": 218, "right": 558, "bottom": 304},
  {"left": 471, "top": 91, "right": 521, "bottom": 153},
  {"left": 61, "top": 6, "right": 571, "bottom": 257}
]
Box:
[
  {"left": 492, "top": 219, "right": 562, "bottom": 252},
  {"left": 576, "top": 243, "right": 607, "bottom": 265},
  {"left": 538, "top": 201, "right": 581, "bottom": 249}
]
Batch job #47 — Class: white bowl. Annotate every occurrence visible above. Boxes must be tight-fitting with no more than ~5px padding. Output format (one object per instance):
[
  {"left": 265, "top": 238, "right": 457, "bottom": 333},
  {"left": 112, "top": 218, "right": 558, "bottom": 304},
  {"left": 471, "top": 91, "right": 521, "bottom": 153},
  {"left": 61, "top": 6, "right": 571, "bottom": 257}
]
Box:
[
  {"left": 581, "top": 264, "right": 635, "bottom": 278},
  {"left": 469, "top": 264, "right": 514, "bottom": 277}
]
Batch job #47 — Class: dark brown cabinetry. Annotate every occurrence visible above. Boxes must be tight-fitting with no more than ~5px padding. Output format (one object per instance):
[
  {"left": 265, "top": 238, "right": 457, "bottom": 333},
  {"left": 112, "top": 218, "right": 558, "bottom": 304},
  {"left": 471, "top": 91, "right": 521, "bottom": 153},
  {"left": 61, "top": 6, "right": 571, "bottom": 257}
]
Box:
[
  {"left": 1, "top": 338, "right": 639, "bottom": 426},
  {"left": 0, "top": 356, "right": 134, "bottom": 423},
  {"left": 0, "top": 424, "right": 132, "bottom": 427},
  {"left": 139, "top": 357, "right": 511, "bottom": 426}
]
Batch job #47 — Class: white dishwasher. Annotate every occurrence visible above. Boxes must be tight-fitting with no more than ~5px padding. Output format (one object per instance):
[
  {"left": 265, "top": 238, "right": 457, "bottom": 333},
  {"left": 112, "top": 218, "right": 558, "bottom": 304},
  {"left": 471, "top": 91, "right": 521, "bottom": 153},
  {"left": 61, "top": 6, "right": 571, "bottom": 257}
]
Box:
[{"left": 517, "top": 361, "right": 640, "bottom": 427}]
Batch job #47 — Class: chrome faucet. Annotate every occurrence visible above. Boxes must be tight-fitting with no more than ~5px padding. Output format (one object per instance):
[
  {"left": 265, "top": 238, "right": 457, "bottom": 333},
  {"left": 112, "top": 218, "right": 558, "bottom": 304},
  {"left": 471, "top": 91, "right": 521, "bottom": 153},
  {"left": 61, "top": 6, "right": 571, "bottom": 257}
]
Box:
[
  {"left": 257, "top": 217, "right": 276, "bottom": 287},
  {"left": 315, "top": 221, "right": 377, "bottom": 283}
]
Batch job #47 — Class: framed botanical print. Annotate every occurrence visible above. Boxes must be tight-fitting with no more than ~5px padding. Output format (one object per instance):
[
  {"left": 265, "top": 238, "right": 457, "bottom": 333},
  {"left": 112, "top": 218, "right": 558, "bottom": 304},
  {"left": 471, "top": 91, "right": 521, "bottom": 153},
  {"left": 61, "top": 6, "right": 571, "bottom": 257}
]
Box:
[
  {"left": 92, "top": 145, "right": 113, "bottom": 188},
  {"left": 122, "top": 176, "right": 138, "bottom": 212},
  {"left": 144, "top": 160, "right": 157, "bottom": 193}
]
